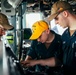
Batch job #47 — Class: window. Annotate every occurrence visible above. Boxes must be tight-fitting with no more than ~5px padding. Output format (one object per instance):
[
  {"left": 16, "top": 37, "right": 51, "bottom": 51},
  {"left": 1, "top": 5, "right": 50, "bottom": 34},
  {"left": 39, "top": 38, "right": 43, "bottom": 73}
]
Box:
[{"left": 25, "top": 12, "right": 43, "bottom": 29}]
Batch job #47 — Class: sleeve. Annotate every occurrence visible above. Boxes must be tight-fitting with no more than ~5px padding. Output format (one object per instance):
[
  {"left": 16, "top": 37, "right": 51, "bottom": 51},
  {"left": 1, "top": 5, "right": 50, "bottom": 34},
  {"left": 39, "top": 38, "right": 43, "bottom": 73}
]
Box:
[{"left": 26, "top": 40, "right": 37, "bottom": 59}]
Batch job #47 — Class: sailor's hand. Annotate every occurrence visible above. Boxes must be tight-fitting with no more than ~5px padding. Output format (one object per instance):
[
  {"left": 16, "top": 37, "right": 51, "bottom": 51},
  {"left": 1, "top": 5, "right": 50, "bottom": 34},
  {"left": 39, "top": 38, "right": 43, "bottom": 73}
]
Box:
[{"left": 21, "top": 60, "right": 37, "bottom": 67}]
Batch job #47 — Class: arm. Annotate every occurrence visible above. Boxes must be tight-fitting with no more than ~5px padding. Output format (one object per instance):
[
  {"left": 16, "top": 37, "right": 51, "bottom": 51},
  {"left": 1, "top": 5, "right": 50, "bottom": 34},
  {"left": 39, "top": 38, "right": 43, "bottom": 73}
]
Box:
[
  {"left": 21, "top": 55, "right": 38, "bottom": 67},
  {"left": 36, "top": 57, "right": 56, "bottom": 67},
  {"left": 21, "top": 56, "right": 61, "bottom": 67},
  {"left": 33, "top": 57, "right": 61, "bottom": 67}
]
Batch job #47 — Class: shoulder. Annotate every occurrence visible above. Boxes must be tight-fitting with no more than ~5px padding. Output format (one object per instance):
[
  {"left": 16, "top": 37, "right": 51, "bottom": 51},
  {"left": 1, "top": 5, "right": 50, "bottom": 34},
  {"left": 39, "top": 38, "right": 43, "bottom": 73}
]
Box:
[
  {"left": 50, "top": 30, "right": 61, "bottom": 36},
  {"left": 61, "top": 28, "right": 69, "bottom": 40},
  {"left": 31, "top": 40, "right": 37, "bottom": 44},
  {"left": 50, "top": 30, "right": 61, "bottom": 39},
  {"left": 31, "top": 40, "right": 39, "bottom": 45}
]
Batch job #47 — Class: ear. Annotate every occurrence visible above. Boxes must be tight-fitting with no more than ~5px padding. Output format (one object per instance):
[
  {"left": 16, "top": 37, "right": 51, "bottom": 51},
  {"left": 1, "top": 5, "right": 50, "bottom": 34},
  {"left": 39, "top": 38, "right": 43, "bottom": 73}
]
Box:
[
  {"left": 63, "top": 10, "right": 69, "bottom": 17},
  {"left": 46, "top": 29, "right": 50, "bottom": 34}
]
